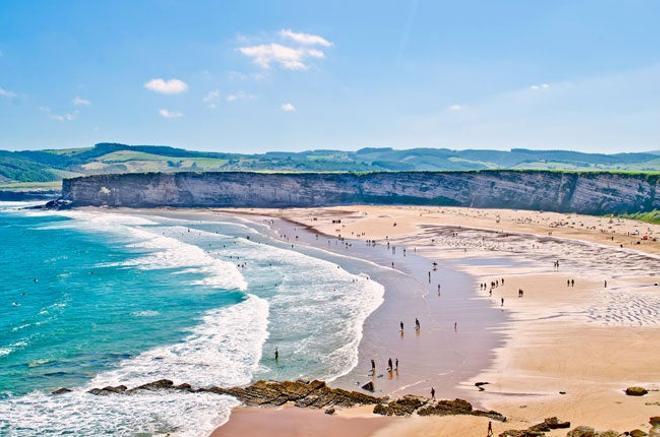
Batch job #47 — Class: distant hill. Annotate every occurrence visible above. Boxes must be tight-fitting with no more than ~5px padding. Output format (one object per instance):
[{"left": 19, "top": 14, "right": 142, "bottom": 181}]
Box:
[{"left": 1, "top": 142, "right": 659, "bottom": 188}]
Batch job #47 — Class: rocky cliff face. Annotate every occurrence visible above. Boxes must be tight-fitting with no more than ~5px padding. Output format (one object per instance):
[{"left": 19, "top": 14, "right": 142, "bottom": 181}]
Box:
[{"left": 61, "top": 171, "right": 658, "bottom": 214}]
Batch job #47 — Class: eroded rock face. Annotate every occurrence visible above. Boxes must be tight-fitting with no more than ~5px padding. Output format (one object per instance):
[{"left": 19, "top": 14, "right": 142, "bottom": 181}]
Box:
[{"left": 60, "top": 171, "right": 659, "bottom": 215}]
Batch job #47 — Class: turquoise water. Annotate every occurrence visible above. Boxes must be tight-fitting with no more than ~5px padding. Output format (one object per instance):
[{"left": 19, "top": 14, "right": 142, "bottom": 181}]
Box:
[
  {"left": 0, "top": 204, "right": 383, "bottom": 436},
  {"left": 0, "top": 211, "right": 242, "bottom": 396}
]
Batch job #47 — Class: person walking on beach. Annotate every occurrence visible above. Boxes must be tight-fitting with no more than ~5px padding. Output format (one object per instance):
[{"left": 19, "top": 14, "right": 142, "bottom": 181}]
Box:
[
  {"left": 430, "top": 387, "right": 435, "bottom": 400},
  {"left": 501, "top": 297, "right": 504, "bottom": 307},
  {"left": 487, "top": 421, "right": 493, "bottom": 437},
  {"left": 395, "top": 358, "right": 399, "bottom": 371},
  {"left": 571, "top": 279, "right": 575, "bottom": 287},
  {"left": 388, "top": 358, "right": 393, "bottom": 371},
  {"left": 400, "top": 321, "right": 404, "bottom": 332},
  {"left": 604, "top": 279, "right": 607, "bottom": 288},
  {"left": 371, "top": 359, "right": 376, "bottom": 374},
  {"left": 415, "top": 318, "right": 420, "bottom": 331}
]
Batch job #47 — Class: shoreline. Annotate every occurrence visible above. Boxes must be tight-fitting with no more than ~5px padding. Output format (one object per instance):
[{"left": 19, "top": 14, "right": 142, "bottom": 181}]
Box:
[
  {"left": 212, "top": 205, "right": 659, "bottom": 437},
  {"left": 14, "top": 204, "right": 657, "bottom": 436}
]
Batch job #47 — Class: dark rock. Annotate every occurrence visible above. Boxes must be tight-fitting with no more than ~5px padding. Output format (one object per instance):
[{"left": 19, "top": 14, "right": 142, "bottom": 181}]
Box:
[
  {"left": 625, "top": 387, "right": 648, "bottom": 396},
  {"left": 43, "top": 198, "right": 72, "bottom": 210},
  {"left": 324, "top": 407, "right": 335, "bottom": 415},
  {"left": 567, "top": 426, "right": 598, "bottom": 437},
  {"left": 629, "top": 429, "right": 648, "bottom": 437},
  {"left": 361, "top": 381, "right": 374, "bottom": 392},
  {"left": 373, "top": 404, "right": 388, "bottom": 415},
  {"left": 528, "top": 417, "right": 571, "bottom": 431},
  {"left": 85, "top": 377, "right": 508, "bottom": 422},
  {"left": 88, "top": 385, "right": 127, "bottom": 395},
  {"left": 650, "top": 417, "right": 660, "bottom": 427},
  {"left": 373, "top": 395, "right": 427, "bottom": 416},
  {"left": 51, "top": 387, "right": 72, "bottom": 395},
  {"left": 127, "top": 379, "right": 173, "bottom": 393},
  {"left": 173, "top": 383, "right": 192, "bottom": 391},
  {"left": 499, "top": 431, "right": 545, "bottom": 437}
]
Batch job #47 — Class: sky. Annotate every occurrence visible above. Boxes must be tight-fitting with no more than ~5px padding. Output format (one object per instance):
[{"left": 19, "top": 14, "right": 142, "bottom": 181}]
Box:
[{"left": 1, "top": 0, "right": 659, "bottom": 153}]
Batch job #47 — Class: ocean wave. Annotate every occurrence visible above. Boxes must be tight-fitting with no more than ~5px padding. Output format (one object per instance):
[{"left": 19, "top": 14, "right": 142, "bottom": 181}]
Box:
[
  {"left": 0, "top": 294, "right": 269, "bottom": 436},
  {"left": 0, "top": 389, "right": 239, "bottom": 437},
  {"left": 131, "top": 310, "right": 160, "bottom": 317},
  {"left": 32, "top": 211, "right": 248, "bottom": 291},
  {"left": 207, "top": 232, "right": 385, "bottom": 381},
  {"left": 90, "top": 294, "right": 269, "bottom": 389}
]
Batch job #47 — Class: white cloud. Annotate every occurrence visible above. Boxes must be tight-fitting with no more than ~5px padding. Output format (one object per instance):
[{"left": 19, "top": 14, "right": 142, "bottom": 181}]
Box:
[
  {"left": 279, "top": 29, "right": 332, "bottom": 47},
  {"left": 0, "top": 87, "right": 16, "bottom": 99},
  {"left": 40, "top": 106, "right": 78, "bottom": 121},
  {"left": 530, "top": 83, "right": 550, "bottom": 91},
  {"left": 73, "top": 96, "right": 91, "bottom": 106},
  {"left": 448, "top": 104, "right": 465, "bottom": 112},
  {"left": 145, "top": 78, "right": 188, "bottom": 94},
  {"left": 203, "top": 89, "right": 221, "bottom": 109},
  {"left": 225, "top": 91, "right": 255, "bottom": 102},
  {"left": 281, "top": 102, "right": 296, "bottom": 112},
  {"left": 158, "top": 108, "right": 183, "bottom": 119},
  {"left": 238, "top": 43, "right": 325, "bottom": 70}
]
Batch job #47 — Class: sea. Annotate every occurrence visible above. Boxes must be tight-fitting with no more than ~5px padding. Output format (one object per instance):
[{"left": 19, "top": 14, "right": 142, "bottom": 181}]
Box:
[{"left": 0, "top": 202, "right": 384, "bottom": 436}]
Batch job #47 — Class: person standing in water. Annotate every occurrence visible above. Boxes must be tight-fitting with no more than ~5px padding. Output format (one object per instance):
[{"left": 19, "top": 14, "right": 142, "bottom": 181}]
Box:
[
  {"left": 388, "top": 358, "right": 393, "bottom": 371},
  {"left": 400, "top": 321, "right": 404, "bottom": 332},
  {"left": 415, "top": 318, "right": 420, "bottom": 330},
  {"left": 395, "top": 358, "right": 399, "bottom": 371},
  {"left": 501, "top": 297, "right": 504, "bottom": 307},
  {"left": 371, "top": 359, "right": 376, "bottom": 374},
  {"left": 430, "top": 387, "right": 435, "bottom": 400},
  {"left": 275, "top": 348, "right": 279, "bottom": 362}
]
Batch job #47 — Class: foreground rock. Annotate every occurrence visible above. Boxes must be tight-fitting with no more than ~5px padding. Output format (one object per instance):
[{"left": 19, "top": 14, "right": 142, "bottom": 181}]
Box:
[
  {"left": 82, "top": 378, "right": 507, "bottom": 420},
  {"left": 566, "top": 426, "right": 622, "bottom": 437},
  {"left": 374, "top": 395, "right": 506, "bottom": 421},
  {"left": 499, "top": 417, "right": 571, "bottom": 436},
  {"left": 625, "top": 386, "right": 649, "bottom": 396}
]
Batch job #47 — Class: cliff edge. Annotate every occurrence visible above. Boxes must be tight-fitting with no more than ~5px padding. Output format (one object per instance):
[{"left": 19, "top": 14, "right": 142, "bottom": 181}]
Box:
[{"left": 60, "top": 170, "right": 658, "bottom": 215}]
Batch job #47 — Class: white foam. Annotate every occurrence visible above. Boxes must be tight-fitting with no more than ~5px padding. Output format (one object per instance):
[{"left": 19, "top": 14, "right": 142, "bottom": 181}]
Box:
[
  {"left": 210, "top": 234, "right": 385, "bottom": 381},
  {"left": 131, "top": 310, "right": 160, "bottom": 317},
  {"left": 0, "top": 294, "right": 269, "bottom": 436},
  {"left": 91, "top": 294, "right": 269, "bottom": 388},
  {"left": 31, "top": 210, "right": 248, "bottom": 291},
  {"left": 0, "top": 390, "right": 239, "bottom": 437}
]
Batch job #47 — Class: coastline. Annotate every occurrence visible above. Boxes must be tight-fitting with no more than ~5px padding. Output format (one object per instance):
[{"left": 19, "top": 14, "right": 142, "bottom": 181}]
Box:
[
  {"left": 20, "top": 205, "right": 657, "bottom": 436},
  {"left": 211, "top": 205, "right": 659, "bottom": 437}
]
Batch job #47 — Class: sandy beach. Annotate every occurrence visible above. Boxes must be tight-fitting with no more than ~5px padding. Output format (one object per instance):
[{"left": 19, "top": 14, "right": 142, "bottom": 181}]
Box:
[{"left": 212, "top": 205, "right": 659, "bottom": 437}]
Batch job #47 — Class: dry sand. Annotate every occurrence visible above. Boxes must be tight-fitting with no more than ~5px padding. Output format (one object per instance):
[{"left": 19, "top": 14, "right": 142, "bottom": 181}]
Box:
[{"left": 214, "top": 206, "right": 660, "bottom": 436}]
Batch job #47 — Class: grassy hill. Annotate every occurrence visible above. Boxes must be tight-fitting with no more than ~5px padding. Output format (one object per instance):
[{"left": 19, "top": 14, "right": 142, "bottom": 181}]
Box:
[{"left": 1, "top": 142, "right": 659, "bottom": 188}]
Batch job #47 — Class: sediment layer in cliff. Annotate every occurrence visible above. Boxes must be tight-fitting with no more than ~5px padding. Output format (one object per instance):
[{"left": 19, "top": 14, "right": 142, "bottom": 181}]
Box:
[{"left": 60, "top": 170, "right": 658, "bottom": 215}]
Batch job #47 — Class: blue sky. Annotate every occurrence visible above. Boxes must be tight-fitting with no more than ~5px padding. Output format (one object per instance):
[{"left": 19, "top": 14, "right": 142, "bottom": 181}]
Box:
[{"left": 1, "top": 0, "right": 659, "bottom": 152}]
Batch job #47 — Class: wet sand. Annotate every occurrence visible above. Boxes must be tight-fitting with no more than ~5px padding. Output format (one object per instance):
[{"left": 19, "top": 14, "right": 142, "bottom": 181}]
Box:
[{"left": 214, "top": 205, "right": 660, "bottom": 437}]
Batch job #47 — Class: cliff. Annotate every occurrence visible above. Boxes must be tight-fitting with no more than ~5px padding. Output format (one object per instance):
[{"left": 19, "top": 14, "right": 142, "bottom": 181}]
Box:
[{"left": 60, "top": 171, "right": 659, "bottom": 215}]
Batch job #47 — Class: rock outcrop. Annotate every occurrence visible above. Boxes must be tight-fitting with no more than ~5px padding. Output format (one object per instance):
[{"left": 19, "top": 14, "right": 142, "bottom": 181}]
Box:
[
  {"left": 60, "top": 170, "right": 659, "bottom": 215},
  {"left": 625, "top": 386, "right": 649, "bottom": 396},
  {"left": 499, "top": 417, "right": 571, "bottom": 436},
  {"left": 79, "top": 378, "right": 507, "bottom": 421}
]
